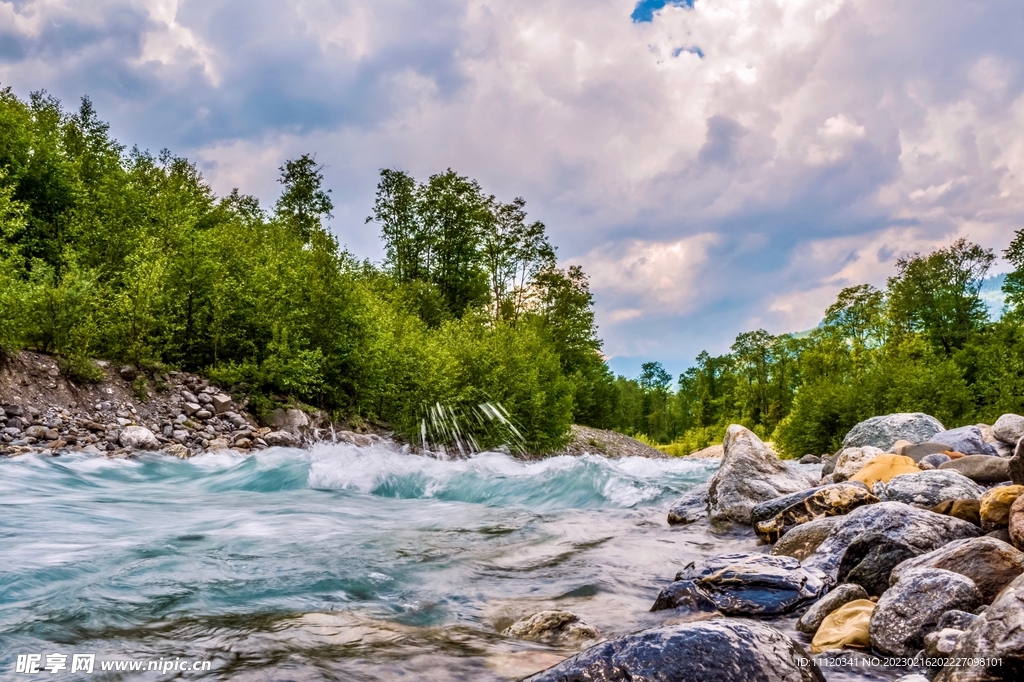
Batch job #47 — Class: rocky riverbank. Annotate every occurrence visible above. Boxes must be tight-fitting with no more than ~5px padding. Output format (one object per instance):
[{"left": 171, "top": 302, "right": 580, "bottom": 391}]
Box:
[{"left": 517, "top": 413, "right": 1024, "bottom": 681}]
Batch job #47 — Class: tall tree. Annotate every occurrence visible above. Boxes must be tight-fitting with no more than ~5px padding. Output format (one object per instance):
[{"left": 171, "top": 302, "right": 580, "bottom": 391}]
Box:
[
  {"left": 275, "top": 154, "right": 333, "bottom": 242},
  {"left": 370, "top": 168, "right": 427, "bottom": 282}
]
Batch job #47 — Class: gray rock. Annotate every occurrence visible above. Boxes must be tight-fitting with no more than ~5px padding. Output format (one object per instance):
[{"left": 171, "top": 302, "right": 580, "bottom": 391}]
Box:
[
  {"left": 993, "top": 414, "right": 1024, "bottom": 446},
  {"left": 771, "top": 516, "right": 844, "bottom": 562},
  {"left": 194, "top": 409, "right": 213, "bottom": 420},
  {"left": 264, "top": 430, "right": 299, "bottom": 447},
  {"left": 197, "top": 392, "right": 213, "bottom": 404},
  {"left": 932, "top": 426, "right": 999, "bottom": 457},
  {"left": 183, "top": 402, "right": 200, "bottom": 417},
  {"left": 171, "top": 429, "right": 189, "bottom": 443},
  {"left": 750, "top": 482, "right": 878, "bottom": 542},
  {"left": 522, "top": 620, "right": 825, "bottom": 682},
  {"left": 706, "top": 425, "right": 818, "bottom": 524},
  {"left": 271, "top": 408, "right": 310, "bottom": 435},
  {"left": 838, "top": 533, "right": 924, "bottom": 596},
  {"left": 894, "top": 676, "right": 930, "bottom": 682},
  {"left": 118, "top": 426, "right": 160, "bottom": 450},
  {"left": 902, "top": 441, "right": 956, "bottom": 461},
  {"left": 889, "top": 536, "right": 1024, "bottom": 604},
  {"left": 933, "top": 572, "right": 1024, "bottom": 681},
  {"left": 921, "top": 453, "right": 952, "bottom": 468},
  {"left": 3, "top": 404, "right": 24, "bottom": 417},
  {"left": 939, "top": 455, "right": 1010, "bottom": 483},
  {"left": 649, "top": 580, "right": 719, "bottom": 614},
  {"left": 833, "top": 446, "right": 886, "bottom": 479},
  {"left": 879, "top": 469, "right": 985, "bottom": 507},
  {"left": 672, "top": 553, "right": 826, "bottom": 615},
  {"left": 667, "top": 481, "right": 710, "bottom": 525},
  {"left": 924, "top": 628, "right": 964, "bottom": 656},
  {"left": 803, "top": 502, "right": 982, "bottom": 582},
  {"left": 843, "top": 413, "right": 945, "bottom": 451},
  {"left": 821, "top": 453, "right": 838, "bottom": 476},
  {"left": 211, "top": 394, "right": 232, "bottom": 414},
  {"left": 503, "top": 610, "right": 599, "bottom": 642},
  {"left": 938, "top": 610, "right": 977, "bottom": 631},
  {"left": 796, "top": 583, "right": 869, "bottom": 634},
  {"left": 870, "top": 567, "right": 982, "bottom": 656},
  {"left": 1012, "top": 439, "right": 1024, "bottom": 486},
  {"left": 800, "top": 454, "right": 822, "bottom": 464}
]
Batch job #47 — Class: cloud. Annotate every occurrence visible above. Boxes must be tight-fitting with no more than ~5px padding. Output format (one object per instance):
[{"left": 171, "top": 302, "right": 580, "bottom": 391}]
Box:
[{"left": 2, "top": 0, "right": 1023, "bottom": 377}]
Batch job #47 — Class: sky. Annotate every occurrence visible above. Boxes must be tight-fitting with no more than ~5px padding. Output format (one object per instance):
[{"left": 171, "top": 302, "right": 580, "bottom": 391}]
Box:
[{"left": 1, "top": 0, "right": 1023, "bottom": 379}]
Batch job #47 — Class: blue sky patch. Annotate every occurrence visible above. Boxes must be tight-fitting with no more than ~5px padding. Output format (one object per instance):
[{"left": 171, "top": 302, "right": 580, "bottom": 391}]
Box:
[
  {"left": 631, "top": 0, "right": 695, "bottom": 23},
  {"left": 672, "top": 46, "right": 704, "bottom": 58}
]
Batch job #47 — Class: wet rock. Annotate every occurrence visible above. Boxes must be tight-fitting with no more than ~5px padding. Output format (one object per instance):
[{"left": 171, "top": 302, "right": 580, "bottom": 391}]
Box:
[
  {"left": 833, "top": 446, "right": 886, "bottom": 479},
  {"left": 980, "top": 485, "right": 1024, "bottom": 531},
  {"left": 939, "top": 455, "right": 1011, "bottom": 483},
  {"left": 810, "top": 599, "right": 874, "bottom": 654},
  {"left": 673, "top": 553, "right": 826, "bottom": 615},
  {"left": 118, "top": 426, "right": 159, "bottom": 450},
  {"left": 503, "top": 610, "right": 599, "bottom": 642},
  {"left": 931, "top": 499, "right": 982, "bottom": 525},
  {"left": 802, "top": 502, "right": 982, "bottom": 582},
  {"left": 869, "top": 568, "right": 982, "bottom": 657},
  {"left": 522, "top": 620, "right": 825, "bottom": 682},
  {"left": 932, "top": 426, "right": 999, "bottom": 457},
  {"left": 771, "top": 516, "right": 844, "bottom": 562},
  {"left": 933, "top": 572, "right": 1024, "bottom": 681},
  {"left": 667, "top": 481, "right": 710, "bottom": 525},
  {"left": 264, "top": 430, "right": 298, "bottom": 447},
  {"left": 162, "top": 444, "right": 189, "bottom": 459},
  {"left": 921, "top": 453, "right": 952, "bottom": 468},
  {"left": 842, "top": 413, "right": 945, "bottom": 451},
  {"left": 993, "top": 414, "right": 1024, "bottom": 446},
  {"left": 838, "top": 533, "right": 923, "bottom": 596},
  {"left": 889, "top": 536, "right": 1024, "bottom": 604},
  {"left": 650, "top": 580, "right": 719, "bottom": 615},
  {"left": 850, "top": 454, "right": 920, "bottom": 487},
  {"left": 211, "top": 394, "right": 231, "bottom": 414},
  {"left": 797, "top": 583, "right": 869, "bottom": 634},
  {"left": 706, "top": 425, "right": 818, "bottom": 524},
  {"left": 938, "top": 610, "right": 978, "bottom": 631},
  {"left": 878, "top": 469, "right": 985, "bottom": 508},
  {"left": 750, "top": 482, "right": 878, "bottom": 542}
]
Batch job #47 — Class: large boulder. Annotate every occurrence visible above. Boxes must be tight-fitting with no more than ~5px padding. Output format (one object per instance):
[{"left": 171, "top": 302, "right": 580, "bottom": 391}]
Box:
[
  {"left": 270, "top": 408, "right": 310, "bottom": 435},
  {"left": 749, "top": 482, "right": 878, "bottom": 542},
  {"left": 878, "top": 470, "right": 985, "bottom": 508},
  {"left": 939, "top": 455, "right": 1011, "bottom": 483},
  {"left": 992, "top": 414, "right": 1024, "bottom": 446},
  {"left": 503, "top": 611, "right": 599, "bottom": 642},
  {"left": 706, "top": 426, "right": 817, "bottom": 524},
  {"left": 649, "top": 580, "right": 719, "bottom": 615},
  {"left": 837, "top": 533, "right": 923, "bottom": 596},
  {"left": 522, "top": 620, "right": 825, "bottom": 682},
  {"left": 802, "top": 502, "right": 982, "bottom": 582},
  {"left": 842, "top": 413, "right": 944, "bottom": 451},
  {"left": 931, "top": 426, "right": 999, "bottom": 457},
  {"left": 933, "top": 572, "right": 1024, "bottom": 681},
  {"left": 889, "top": 536, "right": 1024, "bottom": 604},
  {"left": 771, "top": 516, "right": 844, "bottom": 562},
  {"left": 797, "top": 583, "right": 869, "bottom": 634},
  {"left": 980, "top": 485, "right": 1024, "bottom": 531},
  {"left": 833, "top": 446, "right": 886, "bottom": 479},
  {"left": 669, "top": 553, "right": 826, "bottom": 616},
  {"left": 869, "top": 568, "right": 982, "bottom": 657},
  {"left": 118, "top": 425, "right": 160, "bottom": 450},
  {"left": 667, "top": 481, "right": 710, "bottom": 525}
]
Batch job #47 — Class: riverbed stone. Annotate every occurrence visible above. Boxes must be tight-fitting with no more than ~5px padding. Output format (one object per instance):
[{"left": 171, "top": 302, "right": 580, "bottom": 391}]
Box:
[
  {"left": 1010, "top": 439, "right": 1024, "bottom": 486},
  {"left": 850, "top": 454, "right": 921, "bottom": 487},
  {"left": 939, "top": 455, "right": 1011, "bottom": 483},
  {"left": 810, "top": 599, "right": 875, "bottom": 654},
  {"left": 1009, "top": 495, "right": 1024, "bottom": 551},
  {"left": 920, "top": 453, "right": 952, "bottom": 468},
  {"left": 933, "top": 572, "right": 1024, "bottom": 681},
  {"left": 879, "top": 470, "right": 985, "bottom": 508},
  {"left": 750, "top": 482, "right": 878, "bottom": 542},
  {"left": 931, "top": 499, "right": 982, "bottom": 525},
  {"left": 211, "top": 393, "right": 232, "bottom": 414},
  {"left": 118, "top": 425, "right": 159, "bottom": 450},
  {"left": 924, "top": 628, "right": 964, "bottom": 656},
  {"left": 264, "top": 430, "right": 299, "bottom": 447},
  {"left": 889, "top": 536, "right": 1024, "bottom": 604},
  {"left": 837, "top": 533, "right": 923, "bottom": 596},
  {"left": 272, "top": 408, "right": 310, "bottom": 435},
  {"left": 800, "top": 454, "right": 821, "bottom": 464},
  {"left": 706, "top": 425, "right": 817, "bottom": 524},
  {"left": 938, "top": 610, "right": 978, "bottom": 631},
  {"left": 523, "top": 620, "right": 826, "bottom": 682},
  {"left": 771, "top": 516, "right": 844, "bottom": 561},
  {"left": 673, "top": 553, "right": 826, "bottom": 615},
  {"left": 869, "top": 568, "right": 982, "bottom": 657},
  {"left": 993, "top": 414, "right": 1024, "bottom": 446},
  {"left": 797, "top": 583, "right": 869, "bottom": 634},
  {"left": 842, "top": 413, "right": 945, "bottom": 451},
  {"left": 667, "top": 481, "right": 710, "bottom": 525},
  {"left": 980, "top": 485, "right": 1024, "bottom": 531},
  {"left": 503, "top": 610, "right": 599, "bottom": 642},
  {"left": 932, "top": 426, "right": 999, "bottom": 457},
  {"left": 900, "top": 441, "right": 955, "bottom": 462},
  {"left": 802, "top": 502, "right": 982, "bottom": 582},
  {"left": 833, "top": 446, "right": 885, "bottom": 480}
]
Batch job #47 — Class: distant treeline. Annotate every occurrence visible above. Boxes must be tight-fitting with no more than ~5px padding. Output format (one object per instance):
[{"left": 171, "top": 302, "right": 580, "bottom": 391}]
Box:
[
  {"left": 0, "top": 87, "right": 616, "bottom": 451},
  {"left": 608, "top": 237, "right": 1024, "bottom": 456}
]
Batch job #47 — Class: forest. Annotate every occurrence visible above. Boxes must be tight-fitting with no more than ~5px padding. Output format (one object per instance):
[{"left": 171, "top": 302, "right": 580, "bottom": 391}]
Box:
[{"left": 2, "top": 86, "right": 1023, "bottom": 456}]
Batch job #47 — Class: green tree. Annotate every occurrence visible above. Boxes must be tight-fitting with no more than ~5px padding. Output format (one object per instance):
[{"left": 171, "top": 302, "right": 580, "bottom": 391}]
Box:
[{"left": 275, "top": 154, "right": 333, "bottom": 242}]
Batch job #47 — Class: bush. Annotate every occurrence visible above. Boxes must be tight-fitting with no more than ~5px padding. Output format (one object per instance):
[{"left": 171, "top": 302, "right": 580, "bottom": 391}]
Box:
[{"left": 60, "top": 355, "right": 105, "bottom": 384}]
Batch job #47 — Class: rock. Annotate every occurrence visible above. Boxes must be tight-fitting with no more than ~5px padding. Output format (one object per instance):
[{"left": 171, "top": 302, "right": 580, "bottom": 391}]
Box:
[
  {"left": 25, "top": 425, "right": 58, "bottom": 440},
  {"left": 821, "top": 453, "right": 838, "bottom": 476},
  {"left": 901, "top": 441, "right": 958, "bottom": 462},
  {"left": 993, "top": 414, "right": 1024, "bottom": 446},
  {"left": 181, "top": 390, "right": 198, "bottom": 404},
  {"left": 980, "top": 485, "right": 1024, "bottom": 531},
  {"left": 921, "top": 453, "right": 952, "bottom": 468},
  {"left": 234, "top": 438, "right": 252, "bottom": 449},
  {"left": 802, "top": 502, "right": 982, "bottom": 582},
  {"left": 206, "top": 438, "right": 230, "bottom": 450},
  {"left": 194, "top": 409, "right": 213, "bottom": 420},
  {"left": 667, "top": 481, "right": 710, "bottom": 525},
  {"left": 800, "top": 454, "right": 822, "bottom": 464},
  {"left": 917, "top": 461, "right": 936, "bottom": 470},
  {"left": 893, "top": 438, "right": 914, "bottom": 453},
  {"left": 706, "top": 426, "right": 818, "bottom": 524},
  {"left": 672, "top": 553, "right": 826, "bottom": 615},
  {"left": 1009, "top": 438, "right": 1024, "bottom": 486},
  {"left": 932, "top": 572, "right": 1024, "bottom": 681},
  {"left": 879, "top": 469, "right": 985, "bottom": 508},
  {"left": 183, "top": 402, "right": 200, "bottom": 417},
  {"left": 931, "top": 499, "right": 982, "bottom": 525},
  {"left": 263, "top": 430, "right": 299, "bottom": 447},
  {"left": 924, "top": 628, "right": 964, "bottom": 656},
  {"left": 503, "top": 610, "right": 599, "bottom": 642},
  {"left": 895, "top": 676, "right": 930, "bottom": 682},
  {"left": 750, "top": 482, "right": 879, "bottom": 542},
  {"left": 833, "top": 446, "right": 886, "bottom": 479},
  {"left": 850, "top": 454, "right": 925, "bottom": 488},
  {"left": 939, "top": 455, "right": 1011, "bottom": 483},
  {"left": 162, "top": 444, "right": 189, "bottom": 458},
  {"left": 649, "top": 580, "right": 719, "bottom": 615},
  {"left": 810, "top": 599, "right": 875, "bottom": 654},
  {"left": 889, "top": 536, "right": 1024, "bottom": 604},
  {"left": 211, "top": 394, "right": 232, "bottom": 414},
  {"left": 838, "top": 533, "right": 923, "bottom": 596},
  {"left": 118, "top": 426, "right": 160, "bottom": 450},
  {"left": 938, "top": 610, "right": 978, "bottom": 631},
  {"left": 797, "top": 583, "right": 869, "bottom": 634},
  {"left": 119, "top": 365, "right": 136, "bottom": 381},
  {"left": 3, "top": 404, "right": 24, "bottom": 417},
  {"left": 843, "top": 413, "right": 945, "bottom": 451},
  {"left": 522, "top": 620, "right": 825, "bottom": 682},
  {"left": 685, "top": 444, "right": 724, "bottom": 458},
  {"left": 271, "top": 408, "right": 310, "bottom": 435},
  {"left": 171, "top": 429, "right": 189, "bottom": 443},
  {"left": 197, "top": 392, "right": 213, "bottom": 404},
  {"left": 932, "top": 426, "right": 1000, "bottom": 457},
  {"left": 771, "top": 516, "right": 844, "bottom": 561},
  {"left": 869, "top": 568, "right": 982, "bottom": 657}
]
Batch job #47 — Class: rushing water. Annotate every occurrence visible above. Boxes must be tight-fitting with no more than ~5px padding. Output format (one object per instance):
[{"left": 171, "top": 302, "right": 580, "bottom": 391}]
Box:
[{"left": 1, "top": 445, "right": 905, "bottom": 681}]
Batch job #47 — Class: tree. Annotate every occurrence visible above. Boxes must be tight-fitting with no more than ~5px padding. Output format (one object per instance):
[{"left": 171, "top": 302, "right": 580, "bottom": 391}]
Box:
[
  {"left": 1004, "top": 229, "right": 1024, "bottom": 315},
  {"left": 369, "top": 168, "right": 426, "bottom": 282},
  {"left": 823, "top": 284, "right": 886, "bottom": 350},
  {"left": 275, "top": 154, "right": 333, "bottom": 242}
]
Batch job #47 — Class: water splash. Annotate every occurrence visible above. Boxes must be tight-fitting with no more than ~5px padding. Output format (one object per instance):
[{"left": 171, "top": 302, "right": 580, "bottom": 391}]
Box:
[{"left": 420, "top": 401, "right": 526, "bottom": 458}]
